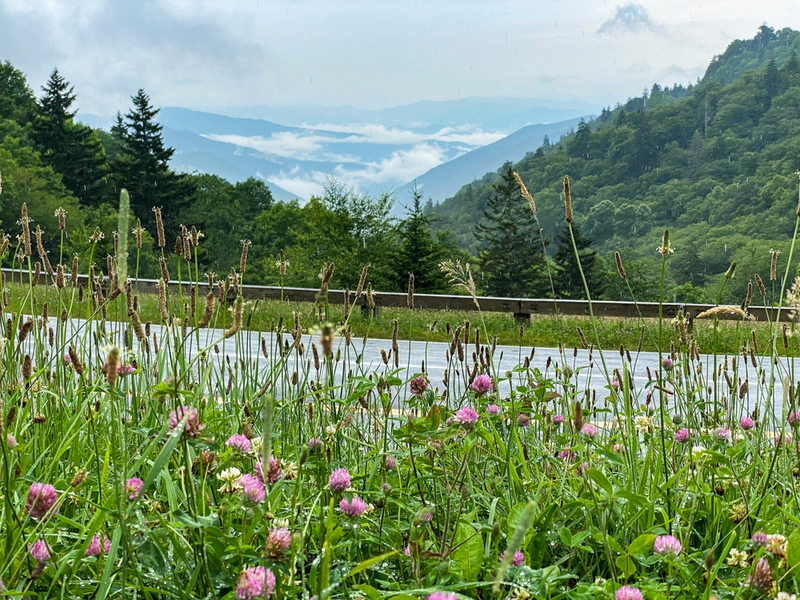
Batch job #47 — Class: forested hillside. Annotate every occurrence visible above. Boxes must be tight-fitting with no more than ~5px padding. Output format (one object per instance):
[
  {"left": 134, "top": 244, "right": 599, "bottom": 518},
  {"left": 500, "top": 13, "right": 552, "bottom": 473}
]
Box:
[{"left": 432, "top": 26, "right": 800, "bottom": 303}]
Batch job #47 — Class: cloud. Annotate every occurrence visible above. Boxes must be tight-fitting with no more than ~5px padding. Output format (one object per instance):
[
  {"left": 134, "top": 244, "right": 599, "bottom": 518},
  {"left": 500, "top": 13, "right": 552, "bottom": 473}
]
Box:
[
  {"left": 204, "top": 124, "right": 503, "bottom": 164},
  {"left": 336, "top": 143, "right": 450, "bottom": 187},
  {"left": 264, "top": 170, "right": 327, "bottom": 200},
  {"left": 598, "top": 4, "right": 665, "bottom": 35}
]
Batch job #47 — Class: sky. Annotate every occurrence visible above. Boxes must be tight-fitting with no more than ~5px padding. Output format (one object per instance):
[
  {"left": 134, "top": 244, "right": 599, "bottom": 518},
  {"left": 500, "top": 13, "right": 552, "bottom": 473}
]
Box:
[{"left": 1, "top": 0, "right": 798, "bottom": 118}]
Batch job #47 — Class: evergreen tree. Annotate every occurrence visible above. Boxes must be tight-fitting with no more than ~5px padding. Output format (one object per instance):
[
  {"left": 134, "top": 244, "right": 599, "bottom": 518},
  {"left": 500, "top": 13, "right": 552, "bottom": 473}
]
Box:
[
  {"left": 31, "top": 68, "right": 109, "bottom": 207},
  {"left": 113, "top": 89, "right": 195, "bottom": 234},
  {"left": 0, "top": 61, "right": 35, "bottom": 124},
  {"left": 393, "top": 187, "right": 448, "bottom": 293},
  {"left": 552, "top": 224, "right": 604, "bottom": 298},
  {"left": 567, "top": 119, "right": 592, "bottom": 159},
  {"left": 475, "top": 166, "right": 548, "bottom": 297}
]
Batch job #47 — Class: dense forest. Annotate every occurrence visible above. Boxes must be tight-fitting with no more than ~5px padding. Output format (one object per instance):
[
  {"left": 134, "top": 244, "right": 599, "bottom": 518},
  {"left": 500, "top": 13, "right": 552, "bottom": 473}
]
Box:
[
  {"left": 4, "top": 25, "right": 800, "bottom": 304},
  {"left": 431, "top": 25, "right": 800, "bottom": 303}
]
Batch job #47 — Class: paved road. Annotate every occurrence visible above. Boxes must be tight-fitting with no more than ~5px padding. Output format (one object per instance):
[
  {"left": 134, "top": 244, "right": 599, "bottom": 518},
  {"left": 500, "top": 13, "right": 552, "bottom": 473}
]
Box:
[{"left": 32, "top": 318, "right": 796, "bottom": 418}]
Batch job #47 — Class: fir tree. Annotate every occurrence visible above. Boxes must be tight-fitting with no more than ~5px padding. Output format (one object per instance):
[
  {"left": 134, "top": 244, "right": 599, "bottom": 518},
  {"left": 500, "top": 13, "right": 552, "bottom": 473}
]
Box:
[
  {"left": 475, "top": 166, "right": 548, "bottom": 297},
  {"left": 31, "top": 68, "right": 109, "bottom": 207},
  {"left": 113, "top": 89, "right": 195, "bottom": 233},
  {"left": 552, "top": 224, "right": 603, "bottom": 298},
  {"left": 393, "top": 187, "right": 448, "bottom": 293}
]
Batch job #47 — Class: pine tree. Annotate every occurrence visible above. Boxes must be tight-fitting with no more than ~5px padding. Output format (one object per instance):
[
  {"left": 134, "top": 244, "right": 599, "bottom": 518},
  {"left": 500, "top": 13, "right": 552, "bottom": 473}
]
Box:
[
  {"left": 552, "top": 224, "right": 603, "bottom": 298},
  {"left": 567, "top": 119, "right": 592, "bottom": 159},
  {"left": 112, "top": 89, "right": 195, "bottom": 233},
  {"left": 394, "top": 187, "right": 448, "bottom": 293},
  {"left": 31, "top": 68, "right": 109, "bottom": 207},
  {"left": 475, "top": 166, "right": 548, "bottom": 297}
]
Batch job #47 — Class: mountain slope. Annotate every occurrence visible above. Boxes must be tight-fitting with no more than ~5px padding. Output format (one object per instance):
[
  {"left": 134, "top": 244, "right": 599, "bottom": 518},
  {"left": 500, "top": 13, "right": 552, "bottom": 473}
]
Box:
[
  {"left": 394, "top": 117, "right": 586, "bottom": 205},
  {"left": 431, "top": 25, "right": 800, "bottom": 303}
]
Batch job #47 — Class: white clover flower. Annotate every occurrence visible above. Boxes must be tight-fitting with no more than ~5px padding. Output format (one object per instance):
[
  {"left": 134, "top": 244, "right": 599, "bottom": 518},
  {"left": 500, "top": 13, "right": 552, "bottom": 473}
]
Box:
[
  {"left": 777, "top": 592, "right": 796, "bottom": 600},
  {"left": 325, "top": 425, "right": 337, "bottom": 437},
  {"left": 634, "top": 415, "right": 651, "bottom": 434},
  {"left": 726, "top": 548, "right": 749, "bottom": 568},
  {"left": 691, "top": 445, "right": 707, "bottom": 462},
  {"left": 217, "top": 467, "right": 242, "bottom": 493},
  {"left": 249, "top": 437, "right": 263, "bottom": 456},
  {"left": 272, "top": 518, "right": 290, "bottom": 528}
]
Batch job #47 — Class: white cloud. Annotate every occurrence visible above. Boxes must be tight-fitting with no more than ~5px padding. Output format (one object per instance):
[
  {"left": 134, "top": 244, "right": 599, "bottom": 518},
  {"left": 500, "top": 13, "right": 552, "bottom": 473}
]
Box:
[
  {"left": 265, "top": 169, "right": 327, "bottom": 199},
  {"left": 598, "top": 4, "right": 665, "bottom": 35},
  {"left": 311, "top": 123, "right": 506, "bottom": 146},
  {"left": 336, "top": 142, "right": 450, "bottom": 187}
]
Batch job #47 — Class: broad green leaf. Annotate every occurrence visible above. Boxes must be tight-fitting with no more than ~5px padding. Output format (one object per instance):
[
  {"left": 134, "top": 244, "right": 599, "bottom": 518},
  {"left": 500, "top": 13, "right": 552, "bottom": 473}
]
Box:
[
  {"left": 587, "top": 468, "right": 613, "bottom": 495},
  {"left": 451, "top": 521, "right": 483, "bottom": 581},
  {"left": 615, "top": 554, "right": 637, "bottom": 578},
  {"left": 628, "top": 534, "right": 657, "bottom": 556},
  {"left": 787, "top": 528, "right": 800, "bottom": 573}
]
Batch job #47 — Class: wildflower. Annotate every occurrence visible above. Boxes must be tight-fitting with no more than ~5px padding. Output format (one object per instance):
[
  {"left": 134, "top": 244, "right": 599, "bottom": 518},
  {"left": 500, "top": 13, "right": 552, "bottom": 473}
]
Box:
[
  {"left": 691, "top": 445, "right": 707, "bottom": 462},
  {"left": 126, "top": 477, "right": 144, "bottom": 500},
  {"left": 469, "top": 374, "right": 493, "bottom": 396},
  {"left": 409, "top": 375, "right": 429, "bottom": 397},
  {"left": 240, "top": 474, "right": 266, "bottom": 504},
  {"left": 486, "top": 404, "right": 500, "bottom": 415},
  {"left": 340, "top": 495, "right": 367, "bottom": 517},
  {"left": 789, "top": 410, "right": 800, "bottom": 425},
  {"left": 384, "top": 455, "right": 397, "bottom": 470},
  {"left": 661, "top": 358, "right": 674, "bottom": 371},
  {"left": 29, "top": 539, "right": 50, "bottom": 562},
  {"left": 615, "top": 586, "right": 643, "bottom": 600},
  {"left": 610, "top": 380, "right": 621, "bottom": 391},
  {"left": 236, "top": 565, "right": 275, "bottom": 600},
  {"left": 767, "top": 534, "right": 788, "bottom": 557},
  {"left": 226, "top": 434, "right": 252, "bottom": 453},
  {"left": 167, "top": 405, "right": 205, "bottom": 438},
  {"left": 265, "top": 527, "right": 291, "bottom": 557},
  {"left": 85, "top": 534, "right": 111, "bottom": 557},
  {"left": 634, "top": 415, "right": 651, "bottom": 434},
  {"left": 428, "top": 594, "right": 458, "bottom": 600},
  {"left": 751, "top": 531, "right": 768, "bottom": 546},
  {"left": 747, "top": 558, "right": 774, "bottom": 592},
  {"left": 558, "top": 447, "right": 575, "bottom": 461},
  {"left": 455, "top": 406, "right": 478, "bottom": 427},
  {"left": 775, "top": 434, "right": 792, "bottom": 446},
  {"left": 517, "top": 413, "right": 530, "bottom": 427},
  {"left": 740, "top": 416, "right": 755, "bottom": 430},
  {"left": 329, "top": 468, "right": 351, "bottom": 492},
  {"left": 777, "top": 593, "right": 797, "bottom": 600},
  {"left": 6, "top": 434, "right": 17, "bottom": 448},
  {"left": 581, "top": 424, "right": 599, "bottom": 438},
  {"left": 249, "top": 436, "right": 262, "bottom": 455},
  {"left": 727, "top": 548, "right": 750, "bottom": 568},
  {"left": 256, "top": 457, "right": 283, "bottom": 485},
  {"left": 714, "top": 428, "right": 732, "bottom": 443},
  {"left": 63, "top": 352, "right": 72, "bottom": 364},
  {"left": 417, "top": 510, "right": 433, "bottom": 523},
  {"left": 653, "top": 535, "right": 682, "bottom": 557},
  {"left": 25, "top": 483, "right": 58, "bottom": 520},
  {"left": 552, "top": 415, "right": 564, "bottom": 425},
  {"left": 500, "top": 549, "right": 524, "bottom": 567},
  {"left": 117, "top": 363, "right": 135, "bottom": 376},
  {"left": 309, "top": 438, "right": 323, "bottom": 452},
  {"left": 674, "top": 428, "right": 690, "bottom": 443},
  {"left": 282, "top": 461, "right": 298, "bottom": 479},
  {"left": 217, "top": 467, "right": 243, "bottom": 493}
]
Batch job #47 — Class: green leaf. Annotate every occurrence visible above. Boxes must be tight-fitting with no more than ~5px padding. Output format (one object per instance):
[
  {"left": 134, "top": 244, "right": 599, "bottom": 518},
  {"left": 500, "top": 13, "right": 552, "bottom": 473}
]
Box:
[
  {"left": 787, "top": 528, "right": 800, "bottom": 573},
  {"left": 628, "top": 534, "right": 657, "bottom": 556},
  {"left": 587, "top": 468, "right": 613, "bottom": 495},
  {"left": 495, "top": 501, "right": 536, "bottom": 592},
  {"left": 559, "top": 527, "right": 573, "bottom": 547},
  {"left": 347, "top": 550, "right": 399, "bottom": 577},
  {"left": 451, "top": 521, "right": 483, "bottom": 581},
  {"left": 615, "top": 554, "right": 637, "bottom": 578}
]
